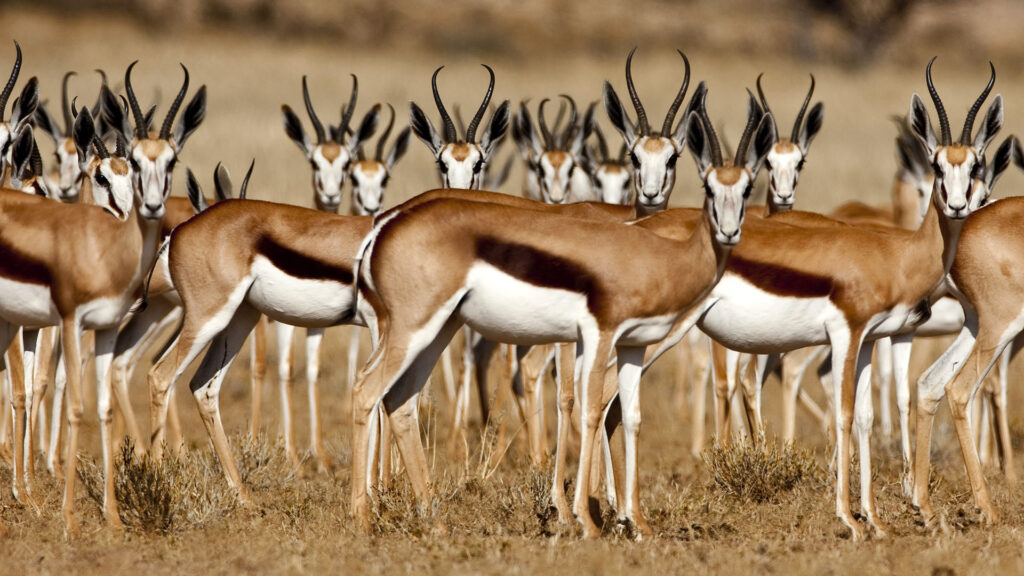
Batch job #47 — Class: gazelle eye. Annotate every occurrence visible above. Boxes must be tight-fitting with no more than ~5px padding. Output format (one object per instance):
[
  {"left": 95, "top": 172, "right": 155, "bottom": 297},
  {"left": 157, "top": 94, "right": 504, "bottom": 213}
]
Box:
[
  {"left": 438, "top": 161, "right": 448, "bottom": 174},
  {"left": 667, "top": 153, "right": 678, "bottom": 167},
  {"left": 95, "top": 173, "right": 109, "bottom": 188},
  {"left": 630, "top": 152, "right": 640, "bottom": 169}
]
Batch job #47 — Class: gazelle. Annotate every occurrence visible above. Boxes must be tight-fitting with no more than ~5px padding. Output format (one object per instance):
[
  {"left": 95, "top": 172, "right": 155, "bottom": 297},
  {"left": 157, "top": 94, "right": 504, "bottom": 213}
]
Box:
[
  {"left": 631, "top": 59, "right": 1001, "bottom": 540},
  {"left": 33, "top": 71, "right": 100, "bottom": 201},
  {"left": 512, "top": 95, "right": 591, "bottom": 204},
  {"left": 602, "top": 47, "right": 692, "bottom": 216},
  {"left": 348, "top": 85, "right": 774, "bottom": 538},
  {"left": 260, "top": 76, "right": 379, "bottom": 468},
  {"left": 349, "top": 103, "right": 412, "bottom": 216},
  {"left": 584, "top": 118, "right": 632, "bottom": 206},
  {"left": 0, "top": 42, "right": 38, "bottom": 180}
]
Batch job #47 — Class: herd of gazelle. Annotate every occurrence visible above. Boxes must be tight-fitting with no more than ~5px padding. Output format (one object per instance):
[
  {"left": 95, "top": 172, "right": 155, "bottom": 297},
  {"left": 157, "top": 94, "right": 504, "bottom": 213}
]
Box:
[{"left": 0, "top": 39, "right": 1021, "bottom": 542}]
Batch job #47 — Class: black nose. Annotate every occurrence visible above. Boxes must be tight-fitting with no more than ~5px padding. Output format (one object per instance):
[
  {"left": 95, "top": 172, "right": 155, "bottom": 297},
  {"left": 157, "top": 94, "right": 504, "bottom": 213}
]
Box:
[{"left": 145, "top": 202, "right": 161, "bottom": 213}]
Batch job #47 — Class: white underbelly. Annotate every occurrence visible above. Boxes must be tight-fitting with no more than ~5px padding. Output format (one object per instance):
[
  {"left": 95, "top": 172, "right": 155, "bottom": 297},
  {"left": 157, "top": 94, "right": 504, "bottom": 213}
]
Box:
[
  {"left": 616, "top": 312, "right": 681, "bottom": 346},
  {"left": 0, "top": 277, "right": 59, "bottom": 327},
  {"left": 698, "top": 273, "right": 837, "bottom": 353},
  {"left": 459, "top": 263, "right": 587, "bottom": 345},
  {"left": 77, "top": 295, "right": 133, "bottom": 330},
  {"left": 248, "top": 256, "right": 355, "bottom": 327}
]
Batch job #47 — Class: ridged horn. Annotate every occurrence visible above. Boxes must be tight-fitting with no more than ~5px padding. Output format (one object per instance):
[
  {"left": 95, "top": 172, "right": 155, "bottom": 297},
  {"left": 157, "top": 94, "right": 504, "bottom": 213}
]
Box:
[
  {"left": 625, "top": 47, "right": 649, "bottom": 136},
  {"left": 431, "top": 66, "right": 457, "bottom": 143},
  {"left": 466, "top": 64, "right": 495, "bottom": 143},
  {"left": 926, "top": 57, "right": 951, "bottom": 146},
  {"left": 301, "top": 75, "right": 325, "bottom": 144},
  {"left": 124, "top": 61, "right": 149, "bottom": 140},
  {"left": 791, "top": 74, "right": 816, "bottom": 143},
  {"left": 661, "top": 50, "right": 690, "bottom": 136},
  {"left": 961, "top": 62, "right": 995, "bottom": 145}
]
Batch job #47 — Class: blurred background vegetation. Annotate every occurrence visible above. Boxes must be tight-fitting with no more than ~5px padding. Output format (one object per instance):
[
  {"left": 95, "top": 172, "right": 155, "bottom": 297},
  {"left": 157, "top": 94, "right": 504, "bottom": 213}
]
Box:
[{"left": 7, "top": 0, "right": 1022, "bottom": 66}]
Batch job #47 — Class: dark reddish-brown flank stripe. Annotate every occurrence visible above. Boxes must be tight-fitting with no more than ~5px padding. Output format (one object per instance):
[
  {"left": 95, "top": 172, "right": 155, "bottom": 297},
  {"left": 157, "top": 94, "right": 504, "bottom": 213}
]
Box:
[
  {"left": 257, "top": 235, "right": 353, "bottom": 284},
  {"left": 475, "top": 236, "right": 603, "bottom": 312},
  {"left": 0, "top": 238, "right": 51, "bottom": 285},
  {"left": 729, "top": 255, "right": 833, "bottom": 298}
]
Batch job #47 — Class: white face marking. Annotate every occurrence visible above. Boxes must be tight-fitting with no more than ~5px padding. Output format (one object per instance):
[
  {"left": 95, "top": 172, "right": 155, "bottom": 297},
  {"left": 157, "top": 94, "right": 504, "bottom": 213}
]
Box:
[
  {"left": 350, "top": 162, "right": 388, "bottom": 216},
  {"left": 311, "top": 145, "right": 350, "bottom": 211},
  {"left": 439, "top": 145, "right": 485, "bottom": 190},
  {"left": 765, "top": 146, "right": 804, "bottom": 208},
  {"left": 537, "top": 153, "right": 574, "bottom": 204},
  {"left": 933, "top": 148, "right": 978, "bottom": 219},
  {"left": 704, "top": 169, "right": 752, "bottom": 245},
  {"left": 630, "top": 136, "right": 679, "bottom": 209},
  {"left": 460, "top": 262, "right": 589, "bottom": 344},
  {"left": 248, "top": 256, "right": 355, "bottom": 327},
  {"left": 56, "top": 138, "right": 84, "bottom": 199},
  {"left": 594, "top": 164, "right": 632, "bottom": 205},
  {"left": 968, "top": 179, "right": 991, "bottom": 213},
  {"left": 131, "top": 143, "right": 176, "bottom": 219},
  {"left": 92, "top": 160, "right": 135, "bottom": 221}
]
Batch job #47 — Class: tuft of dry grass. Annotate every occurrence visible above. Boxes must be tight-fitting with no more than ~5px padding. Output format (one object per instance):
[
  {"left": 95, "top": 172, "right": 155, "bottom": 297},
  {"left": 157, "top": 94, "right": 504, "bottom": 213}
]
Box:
[{"left": 702, "top": 436, "right": 825, "bottom": 504}]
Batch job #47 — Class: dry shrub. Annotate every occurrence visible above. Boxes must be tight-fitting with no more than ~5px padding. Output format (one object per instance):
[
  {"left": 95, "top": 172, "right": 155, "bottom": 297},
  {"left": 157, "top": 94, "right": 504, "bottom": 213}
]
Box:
[
  {"left": 79, "top": 438, "right": 237, "bottom": 533},
  {"left": 702, "top": 437, "right": 824, "bottom": 504}
]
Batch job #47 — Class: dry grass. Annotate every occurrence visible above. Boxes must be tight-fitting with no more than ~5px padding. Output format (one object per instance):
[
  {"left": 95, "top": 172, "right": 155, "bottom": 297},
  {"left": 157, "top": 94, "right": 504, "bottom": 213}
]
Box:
[
  {"left": 3, "top": 5, "right": 1024, "bottom": 576},
  {"left": 702, "top": 437, "right": 825, "bottom": 503}
]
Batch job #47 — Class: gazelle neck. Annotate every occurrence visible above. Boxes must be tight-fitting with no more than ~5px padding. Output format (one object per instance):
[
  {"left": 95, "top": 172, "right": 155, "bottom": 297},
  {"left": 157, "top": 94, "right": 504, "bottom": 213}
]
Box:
[{"left": 907, "top": 190, "right": 963, "bottom": 294}]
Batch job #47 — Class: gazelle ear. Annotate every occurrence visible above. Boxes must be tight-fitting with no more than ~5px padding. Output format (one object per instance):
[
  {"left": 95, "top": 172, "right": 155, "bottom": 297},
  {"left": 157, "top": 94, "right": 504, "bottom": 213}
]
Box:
[
  {"left": 568, "top": 104, "right": 593, "bottom": 161},
  {"left": 10, "top": 76, "right": 39, "bottom": 128},
  {"left": 603, "top": 81, "right": 637, "bottom": 147},
  {"left": 674, "top": 80, "right": 705, "bottom": 149},
  {"left": 797, "top": 102, "right": 824, "bottom": 154},
  {"left": 33, "top": 102, "right": 63, "bottom": 144},
  {"left": 909, "top": 93, "right": 938, "bottom": 159},
  {"left": 73, "top": 105, "right": 97, "bottom": 168},
  {"left": 101, "top": 87, "right": 131, "bottom": 142},
  {"left": 410, "top": 101, "right": 443, "bottom": 157},
  {"left": 282, "top": 104, "right": 313, "bottom": 157},
  {"left": 986, "top": 135, "right": 1015, "bottom": 192},
  {"left": 1013, "top": 136, "right": 1024, "bottom": 172},
  {"left": 185, "top": 167, "right": 209, "bottom": 214},
  {"left": 386, "top": 126, "right": 411, "bottom": 172},
  {"left": 174, "top": 85, "right": 206, "bottom": 151},
  {"left": 347, "top": 104, "right": 380, "bottom": 158},
  {"left": 745, "top": 113, "right": 777, "bottom": 179},
  {"left": 972, "top": 94, "right": 1003, "bottom": 158},
  {"left": 214, "top": 161, "right": 233, "bottom": 201},
  {"left": 10, "top": 124, "right": 34, "bottom": 183},
  {"left": 479, "top": 100, "right": 510, "bottom": 159},
  {"left": 514, "top": 103, "right": 542, "bottom": 159},
  {"left": 685, "top": 110, "right": 712, "bottom": 176}
]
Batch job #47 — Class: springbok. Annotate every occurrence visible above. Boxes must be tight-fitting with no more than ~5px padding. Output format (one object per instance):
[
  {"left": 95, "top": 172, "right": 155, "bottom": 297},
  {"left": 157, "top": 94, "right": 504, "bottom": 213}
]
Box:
[
  {"left": 512, "top": 95, "right": 591, "bottom": 204},
  {"left": 0, "top": 42, "right": 38, "bottom": 180},
  {"left": 584, "top": 117, "right": 632, "bottom": 206}
]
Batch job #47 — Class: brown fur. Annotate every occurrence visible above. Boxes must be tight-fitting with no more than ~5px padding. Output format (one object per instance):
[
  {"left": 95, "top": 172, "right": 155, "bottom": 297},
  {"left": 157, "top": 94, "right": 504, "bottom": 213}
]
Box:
[
  {"left": 320, "top": 142, "right": 342, "bottom": 162},
  {"left": 449, "top": 144, "right": 473, "bottom": 161}
]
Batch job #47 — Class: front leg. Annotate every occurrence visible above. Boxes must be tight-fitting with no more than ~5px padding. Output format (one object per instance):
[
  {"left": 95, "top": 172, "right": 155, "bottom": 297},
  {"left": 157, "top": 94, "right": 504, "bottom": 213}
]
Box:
[
  {"left": 888, "top": 332, "right": 914, "bottom": 494},
  {"left": 305, "top": 327, "right": 331, "bottom": 471},
  {"left": 852, "top": 339, "right": 888, "bottom": 537},
  {"left": 615, "top": 345, "right": 651, "bottom": 540},
  {"left": 94, "top": 327, "right": 125, "bottom": 531},
  {"left": 572, "top": 331, "right": 612, "bottom": 539},
  {"left": 826, "top": 322, "right": 865, "bottom": 541}
]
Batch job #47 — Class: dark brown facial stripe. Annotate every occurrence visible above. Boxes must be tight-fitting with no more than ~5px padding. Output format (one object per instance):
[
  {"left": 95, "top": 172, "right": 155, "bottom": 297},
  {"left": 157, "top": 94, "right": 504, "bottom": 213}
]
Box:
[
  {"left": 475, "top": 237, "right": 602, "bottom": 312},
  {"left": 256, "top": 236, "right": 353, "bottom": 284},
  {"left": 728, "top": 255, "right": 832, "bottom": 298},
  {"left": 0, "top": 238, "right": 51, "bottom": 285}
]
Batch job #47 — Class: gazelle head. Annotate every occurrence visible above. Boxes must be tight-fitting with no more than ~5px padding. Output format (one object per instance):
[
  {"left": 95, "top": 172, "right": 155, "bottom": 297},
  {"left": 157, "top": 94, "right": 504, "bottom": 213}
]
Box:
[
  {"left": 968, "top": 135, "right": 1017, "bottom": 211},
  {"left": 282, "top": 75, "right": 380, "bottom": 213},
  {"left": 513, "top": 95, "right": 589, "bottom": 204},
  {"left": 585, "top": 110, "right": 632, "bottom": 205},
  {"left": 109, "top": 62, "right": 206, "bottom": 220},
  {"left": 410, "top": 65, "right": 510, "bottom": 190},
  {"left": 33, "top": 71, "right": 110, "bottom": 201},
  {"left": 891, "top": 115, "right": 935, "bottom": 226},
  {"left": 909, "top": 58, "right": 1002, "bottom": 221},
  {"left": 0, "top": 42, "right": 39, "bottom": 179},
  {"left": 73, "top": 105, "right": 134, "bottom": 220},
  {"left": 8, "top": 123, "right": 48, "bottom": 196},
  {"left": 754, "top": 74, "right": 824, "bottom": 212},
  {"left": 603, "top": 48, "right": 696, "bottom": 213},
  {"left": 349, "top": 104, "right": 411, "bottom": 216},
  {"left": 686, "top": 89, "right": 776, "bottom": 246}
]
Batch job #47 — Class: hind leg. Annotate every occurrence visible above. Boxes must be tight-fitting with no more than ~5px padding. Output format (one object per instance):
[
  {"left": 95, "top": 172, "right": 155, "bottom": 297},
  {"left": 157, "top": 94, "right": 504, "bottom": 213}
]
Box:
[
  {"left": 250, "top": 315, "right": 268, "bottom": 441},
  {"left": 46, "top": 344, "right": 66, "bottom": 476},
  {"left": 273, "top": 321, "right": 299, "bottom": 467},
  {"left": 305, "top": 327, "right": 331, "bottom": 470},
  {"left": 93, "top": 327, "right": 125, "bottom": 531}
]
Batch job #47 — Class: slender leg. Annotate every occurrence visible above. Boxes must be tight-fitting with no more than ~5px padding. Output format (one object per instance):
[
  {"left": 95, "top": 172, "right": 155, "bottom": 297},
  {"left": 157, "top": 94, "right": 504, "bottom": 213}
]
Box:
[
  {"left": 571, "top": 331, "right": 611, "bottom": 540},
  {"left": 688, "top": 333, "right": 709, "bottom": 456},
  {"left": 347, "top": 325, "right": 361, "bottom": 390},
  {"left": 250, "top": 315, "right": 267, "bottom": 441},
  {"left": 853, "top": 339, "right": 888, "bottom": 536},
  {"left": 274, "top": 321, "right": 298, "bottom": 467},
  {"left": 472, "top": 334, "right": 497, "bottom": 426},
  {"left": 17, "top": 328, "right": 39, "bottom": 504},
  {"left": 827, "top": 322, "right": 865, "bottom": 541},
  {"left": 28, "top": 326, "right": 57, "bottom": 474},
  {"left": 889, "top": 333, "right": 914, "bottom": 481},
  {"left": 912, "top": 321, "right": 977, "bottom": 523},
  {"left": 190, "top": 305, "right": 263, "bottom": 500},
  {"left": 992, "top": 341, "right": 1017, "bottom": 485},
  {"left": 5, "top": 328, "right": 28, "bottom": 504},
  {"left": 60, "top": 319, "right": 84, "bottom": 539},
  {"left": 305, "top": 327, "right": 330, "bottom": 470},
  {"left": 93, "top": 327, "right": 125, "bottom": 530},
  {"left": 550, "top": 342, "right": 576, "bottom": 524},
  {"left": 874, "top": 337, "right": 894, "bottom": 437},
  {"left": 781, "top": 347, "right": 819, "bottom": 443},
  {"left": 710, "top": 340, "right": 732, "bottom": 444},
  {"left": 47, "top": 344, "right": 66, "bottom": 477},
  {"left": 616, "top": 345, "right": 651, "bottom": 539},
  {"left": 515, "top": 344, "right": 551, "bottom": 466}
]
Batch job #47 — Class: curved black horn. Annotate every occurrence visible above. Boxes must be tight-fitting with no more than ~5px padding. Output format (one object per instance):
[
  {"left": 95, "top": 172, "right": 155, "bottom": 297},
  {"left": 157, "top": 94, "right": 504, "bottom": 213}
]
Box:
[
  {"left": 61, "top": 71, "right": 76, "bottom": 136},
  {"left": 114, "top": 131, "right": 128, "bottom": 157},
  {"left": 791, "top": 74, "right": 816, "bottom": 143},
  {"left": 92, "top": 133, "right": 110, "bottom": 159},
  {"left": 559, "top": 94, "right": 577, "bottom": 147},
  {"left": 735, "top": 89, "right": 760, "bottom": 163},
  {"left": 926, "top": 57, "right": 951, "bottom": 146},
  {"left": 339, "top": 73, "right": 358, "bottom": 142},
  {"left": 698, "top": 90, "right": 723, "bottom": 166},
  {"left": 0, "top": 41, "right": 21, "bottom": 121},
  {"left": 537, "top": 98, "right": 555, "bottom": 149},
  {"left": 239, "top": 158, "right": 255, "bottom": 199},
  {"left": 431, "top": 66, "right": 457, "bottom": 143},
  {"left": 124, "top": 61, "right": 149, "bottom": 140},
  {"left": 661, "top": 50, "right": 691, "bottom": 136},
  {"left": 755, "top": 73, "right": 777, "bottom": 135},
  {"left": 625, "top": 47, "right": 649, "bottom": 136},
  {"left": 301, "top": 75, "right": 326, "bottom": 144},
  {"left": 466, "top": 64, "right": 495, "bottom": 143},
  {"left": 375, "top": 103, "right": 395, "bottom": 161},
  {"left": 961, "top": 61, "right": 995, "bottom": 145},
  {"left": 159, "top": 63, "right": 190, "bottom": 140}
]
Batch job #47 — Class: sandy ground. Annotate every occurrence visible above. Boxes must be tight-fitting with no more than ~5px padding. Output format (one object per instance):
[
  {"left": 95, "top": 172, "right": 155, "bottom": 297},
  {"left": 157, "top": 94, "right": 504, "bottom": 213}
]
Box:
[{"left": 1, "top": 6, "right": 1024, "bottom": 575}]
